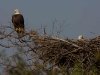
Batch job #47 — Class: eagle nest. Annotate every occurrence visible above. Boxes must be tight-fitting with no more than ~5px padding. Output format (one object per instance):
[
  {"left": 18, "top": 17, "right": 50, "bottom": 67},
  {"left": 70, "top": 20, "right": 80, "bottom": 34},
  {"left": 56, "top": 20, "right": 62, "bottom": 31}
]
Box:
[{"left": 33, "top": 35, "right": 100, "bottom": 69}]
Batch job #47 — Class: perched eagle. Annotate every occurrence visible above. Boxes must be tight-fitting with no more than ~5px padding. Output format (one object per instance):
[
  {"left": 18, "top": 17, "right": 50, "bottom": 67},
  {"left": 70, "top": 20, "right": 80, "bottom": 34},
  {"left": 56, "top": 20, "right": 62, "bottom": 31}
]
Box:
[
  {"left": 12, "top": 9, "right": 25, "bottom": 38},
  {"left": 78, "top": 35, "right": 87, "bottom": 41},
  {"left": 78, "top": 35, "right": 84, "bottom": 40}
]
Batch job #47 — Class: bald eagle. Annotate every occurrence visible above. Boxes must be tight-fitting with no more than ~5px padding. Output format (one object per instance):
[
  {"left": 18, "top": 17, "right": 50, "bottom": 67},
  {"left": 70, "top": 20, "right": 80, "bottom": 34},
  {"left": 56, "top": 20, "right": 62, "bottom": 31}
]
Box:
[
  {"left": 78, "top": 35, "right": 87, "bottom": 41},
  {"left": 78, "top": 35, "right": 84, "bottom": 40},
  {"left": 12, "top": 9, "right": 25, "bottom": 38}
]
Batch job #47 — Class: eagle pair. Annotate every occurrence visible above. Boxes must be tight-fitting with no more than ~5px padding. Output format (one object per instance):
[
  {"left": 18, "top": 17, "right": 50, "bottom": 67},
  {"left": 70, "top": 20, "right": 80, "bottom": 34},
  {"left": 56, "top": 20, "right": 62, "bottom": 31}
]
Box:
[{"left": 12, "top": 9, "right": 25, "bottom": 38}]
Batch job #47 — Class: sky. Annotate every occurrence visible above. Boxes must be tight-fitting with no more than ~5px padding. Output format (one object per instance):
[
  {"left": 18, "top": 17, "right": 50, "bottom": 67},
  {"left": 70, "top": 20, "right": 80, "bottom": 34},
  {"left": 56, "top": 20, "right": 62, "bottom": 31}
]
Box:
[{"left": 0, "top": 0, "right": 100, "bottom": 38}]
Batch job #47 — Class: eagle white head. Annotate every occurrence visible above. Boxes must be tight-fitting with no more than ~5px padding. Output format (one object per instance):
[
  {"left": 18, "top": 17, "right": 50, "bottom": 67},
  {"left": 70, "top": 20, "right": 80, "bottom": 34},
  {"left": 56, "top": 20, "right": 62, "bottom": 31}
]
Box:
[
  {"left": 14, "top": 9, "right": 20, "bottom": 14},
  {"left": 78, "top": 35, "right": 84, "bottom": 40}
]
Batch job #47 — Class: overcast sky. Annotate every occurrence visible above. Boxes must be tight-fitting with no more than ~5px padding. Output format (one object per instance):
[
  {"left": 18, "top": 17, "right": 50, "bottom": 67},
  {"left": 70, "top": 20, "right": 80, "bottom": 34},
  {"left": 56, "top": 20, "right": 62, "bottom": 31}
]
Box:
[{"left": 0, "top": 0, "right": 100, "bottom": 38}]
